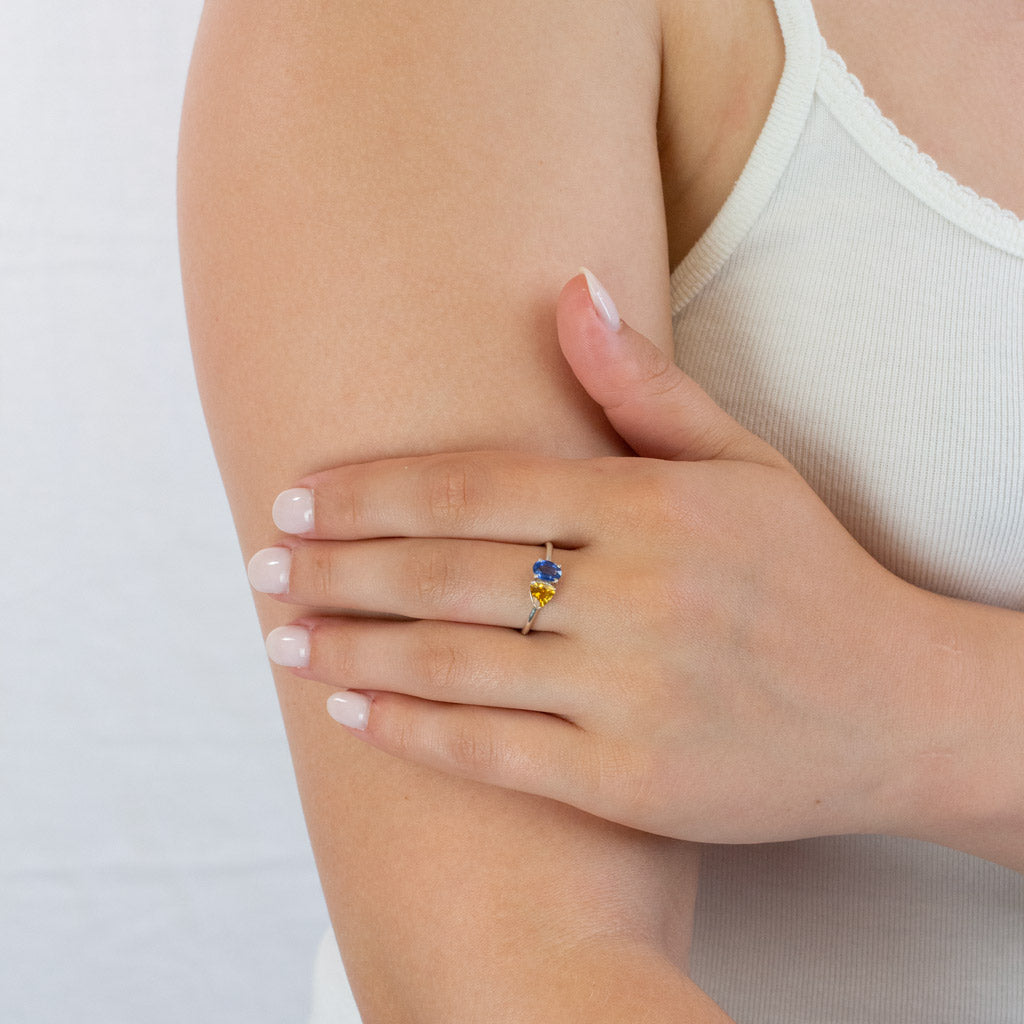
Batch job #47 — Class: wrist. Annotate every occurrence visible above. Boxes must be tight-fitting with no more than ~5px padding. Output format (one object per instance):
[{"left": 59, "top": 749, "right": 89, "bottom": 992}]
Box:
[{"left": 887, "top": 589, "right": 1024, "bottom": 871}]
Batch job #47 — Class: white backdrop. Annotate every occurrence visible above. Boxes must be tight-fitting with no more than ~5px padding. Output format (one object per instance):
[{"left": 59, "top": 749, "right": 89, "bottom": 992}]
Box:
[{"left": 0, "top": 4, "right": 360, "bottom": 1021}]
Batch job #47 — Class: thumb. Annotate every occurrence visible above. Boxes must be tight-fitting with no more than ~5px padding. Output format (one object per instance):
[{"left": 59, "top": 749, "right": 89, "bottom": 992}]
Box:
[{"left": 557, "top": 269, "right": 781, "bottom": 465}]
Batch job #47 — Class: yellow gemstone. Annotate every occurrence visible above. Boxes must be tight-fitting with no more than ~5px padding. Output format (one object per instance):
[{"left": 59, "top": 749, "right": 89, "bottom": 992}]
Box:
[{"left": 530, "top": 580, "right": 556, "bottom": 608}]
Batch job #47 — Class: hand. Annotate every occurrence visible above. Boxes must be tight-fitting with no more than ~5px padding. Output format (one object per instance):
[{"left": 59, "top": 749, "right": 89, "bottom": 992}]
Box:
[{"left": 247, "top": 271, "right": 942, "bottom": 845}]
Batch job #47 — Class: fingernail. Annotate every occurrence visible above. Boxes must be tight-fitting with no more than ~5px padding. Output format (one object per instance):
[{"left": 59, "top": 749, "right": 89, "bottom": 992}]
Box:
[
  {"left": 273, "top": 488, "right": 315, "bottom": 534},
  {"left": 579, "top": 266, "right": 621, "bottom": 331},
  {"left": 266, "top": 625, "right": 310, "bottom": 667},
  {"left": 247, "top": 546, "right": 292, "bottom": 594},
  {"left": 326, "top": 692, "right": 372, "bottom": 731}
]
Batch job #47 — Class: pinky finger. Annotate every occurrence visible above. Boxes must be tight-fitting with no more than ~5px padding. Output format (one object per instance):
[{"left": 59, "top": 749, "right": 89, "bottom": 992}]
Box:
[{"left": 326, "top": 690, "right": 588, "bottom": 805}]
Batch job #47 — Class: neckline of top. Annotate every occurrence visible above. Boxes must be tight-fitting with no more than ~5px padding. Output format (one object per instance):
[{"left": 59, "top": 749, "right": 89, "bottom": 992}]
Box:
[
  {"left": 670, "top": 0, "right": 1024, "bottom": 314},
  {"left": 816, "top": 44, "right": 1024, "bottom": 258}
]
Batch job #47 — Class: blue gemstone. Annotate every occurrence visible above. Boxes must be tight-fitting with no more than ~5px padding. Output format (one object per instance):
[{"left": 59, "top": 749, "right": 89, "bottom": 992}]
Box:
[{"left": 533, "top": 559, "right": 562, "bottom": 583}]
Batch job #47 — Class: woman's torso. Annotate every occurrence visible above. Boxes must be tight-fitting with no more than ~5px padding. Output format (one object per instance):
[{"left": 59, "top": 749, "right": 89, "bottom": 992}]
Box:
[
  {"left": 662, "top": 0, "right": 1024, "bottom": 1020},
  {"left": 659, "top": 0, "right": 1024, "bottom": 270}
]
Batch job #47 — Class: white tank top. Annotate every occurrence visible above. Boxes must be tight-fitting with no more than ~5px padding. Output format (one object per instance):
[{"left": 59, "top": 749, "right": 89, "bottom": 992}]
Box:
[{"left": 675, "top": 0, "right": 1024, "bottom": 1020}]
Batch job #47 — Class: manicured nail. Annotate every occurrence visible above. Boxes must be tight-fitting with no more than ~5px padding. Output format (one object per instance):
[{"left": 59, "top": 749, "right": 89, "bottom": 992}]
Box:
[
  {"left": 326, "top": 692, "right": 372, "bottom": 731},
  {"left": 265, "top": 625, "right": 310, "bottom": 668},
  {"left": 273, "top": 488, "right": 315, "bottom": 534},
  {"left": 579, "top": 266, "right": 621, "bottom": 331},
  {"left": 247, "top": 546, "right": 292, "bottom": 594}
]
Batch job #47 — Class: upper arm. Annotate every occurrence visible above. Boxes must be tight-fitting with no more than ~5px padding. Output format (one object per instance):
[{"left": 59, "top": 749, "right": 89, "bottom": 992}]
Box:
[
  {"left": 179, "top": 0, "right": 693, "bottom": 1016},
  {"left": 180, "top": 0, "right": 671, "bottom": 436}
]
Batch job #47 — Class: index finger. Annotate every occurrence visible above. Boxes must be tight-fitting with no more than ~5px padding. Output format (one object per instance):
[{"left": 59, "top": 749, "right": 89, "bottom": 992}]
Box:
[{"left": 271, "top": 450, "right": 616, "bottom": 545}]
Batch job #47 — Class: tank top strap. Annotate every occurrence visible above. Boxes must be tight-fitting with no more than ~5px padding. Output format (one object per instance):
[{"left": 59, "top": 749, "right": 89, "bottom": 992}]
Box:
[
  {"left": 670, "top": 0, "right": 822, "bottom": 312},
  {"left": 770, "top": 0, "right": 820, "bottom": 40}
]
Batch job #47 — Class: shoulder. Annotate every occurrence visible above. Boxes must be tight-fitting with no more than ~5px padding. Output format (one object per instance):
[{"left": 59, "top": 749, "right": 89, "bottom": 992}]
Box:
[
  {"left": 183, "top": 0, "right": 667, "bottom": 217},
  {"left": 180, "top": 0, "right": 680, "bottom": 450}
]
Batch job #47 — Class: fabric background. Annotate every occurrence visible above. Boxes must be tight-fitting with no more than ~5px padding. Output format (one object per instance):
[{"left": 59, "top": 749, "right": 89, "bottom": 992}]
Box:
[{"left": 0, "top": 4, "right": 361, "bottom": 1021}]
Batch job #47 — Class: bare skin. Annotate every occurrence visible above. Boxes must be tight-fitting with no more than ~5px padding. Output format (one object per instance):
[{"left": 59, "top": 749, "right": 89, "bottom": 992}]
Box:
[
  {"left": 659, "top": 0, "right": 1024, "bottom": 270},
  {"left": 180, "top": 0, "right": 1020, "bottom": 1019},
  {"left": 658, "top": 0, "right": 785, "bottom": 268},
  {"left": 810, "top": 0, "right": 1024, "bottom": 220},
  {"left": 181, "top": 1, "right": 728, "bottom": 1019},
  {"left": 261, "top": 278, "right": 1024, "bottom": 873}
]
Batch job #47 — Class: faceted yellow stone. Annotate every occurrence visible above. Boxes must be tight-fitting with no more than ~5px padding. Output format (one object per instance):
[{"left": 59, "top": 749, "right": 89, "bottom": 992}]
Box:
[{"left": 530, "top": 580, "right": 556, "bottom": 608}]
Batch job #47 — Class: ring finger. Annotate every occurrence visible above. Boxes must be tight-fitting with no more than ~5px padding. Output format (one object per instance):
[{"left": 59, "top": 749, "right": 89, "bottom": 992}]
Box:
[{"left": 247, "top": 537, "right": 582, "bottom": 634}]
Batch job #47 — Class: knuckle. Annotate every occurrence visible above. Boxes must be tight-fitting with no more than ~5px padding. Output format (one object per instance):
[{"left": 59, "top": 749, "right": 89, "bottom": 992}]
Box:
[
  {"left": 444, "top": 724, "right": 501, "bottom": 779},
  {"left": 602, "top": 460, "right": 680, "bottom": 532},
  {"left": 610, "top": 561, "right": 678, "bottom": 638},
  {"left": 581, "top": 743, "right": 626, "bottom": 799},
  {"left": 425, "top": 457, "right": 480, "bottom": 528},
  {"left": 408, "top": 544, "right": 460, "bottom": 610},
  {"left": 615, "top": 754, "right": 659, "bottom": 823},
  {"left": 420, "top": 632, "right": 464, "bottom": 696},
  {"left": 323, "top": 626, "right": 360, "bottom": 686},
  {"left": 638, "top": 353, "right": 684, "bottom": 400},
  {"left": 307, "top": 545, "right": 338, "bottom": 602},
  {"left": 340, "top": 485, "right": 363, "bottom": 532},
  {"left": 583, "top": 458, "right": 630, "bottom": 534},
  {"left": 599, "top": 348, "right": 678, "bottom": 414},
  {"left": 578, "top": 742, "right": 655, "bottom": 821},
  {"left": 638, "top": 469, "right": 688, "bottom": 528},
  {"left": 320, "top": 470, "right": 366, "bottom": 534},
  {"left": 384, "top": 708, "right": 420, "bottom": 762}
]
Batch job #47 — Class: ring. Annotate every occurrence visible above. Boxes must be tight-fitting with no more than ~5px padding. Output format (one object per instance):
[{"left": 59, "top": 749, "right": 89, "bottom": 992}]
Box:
[{"left": 521, "top": 541, "right": 562, "bottom": 635}]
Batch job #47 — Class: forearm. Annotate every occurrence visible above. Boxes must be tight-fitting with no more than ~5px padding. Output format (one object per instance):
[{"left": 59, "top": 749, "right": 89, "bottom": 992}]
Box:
[{"left": 891, "top": 586, "right": 1024, "bottom": 872}]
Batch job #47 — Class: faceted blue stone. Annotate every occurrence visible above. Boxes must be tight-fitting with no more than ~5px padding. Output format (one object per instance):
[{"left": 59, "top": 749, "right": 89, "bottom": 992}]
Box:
[{"left": 533, "top": 559, "right": 562, "bottom": 583}]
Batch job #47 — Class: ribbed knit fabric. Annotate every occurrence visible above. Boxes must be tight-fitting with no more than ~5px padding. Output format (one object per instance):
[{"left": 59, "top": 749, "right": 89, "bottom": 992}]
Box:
[{"left": 675, "top": 0, "right": 1024, "bottom": 1020}]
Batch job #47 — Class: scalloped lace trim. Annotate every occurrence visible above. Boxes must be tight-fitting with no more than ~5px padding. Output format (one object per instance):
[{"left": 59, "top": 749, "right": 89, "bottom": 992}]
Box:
[{"left": 820, "top": 46, "right": 1024, "bottom": 242}]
